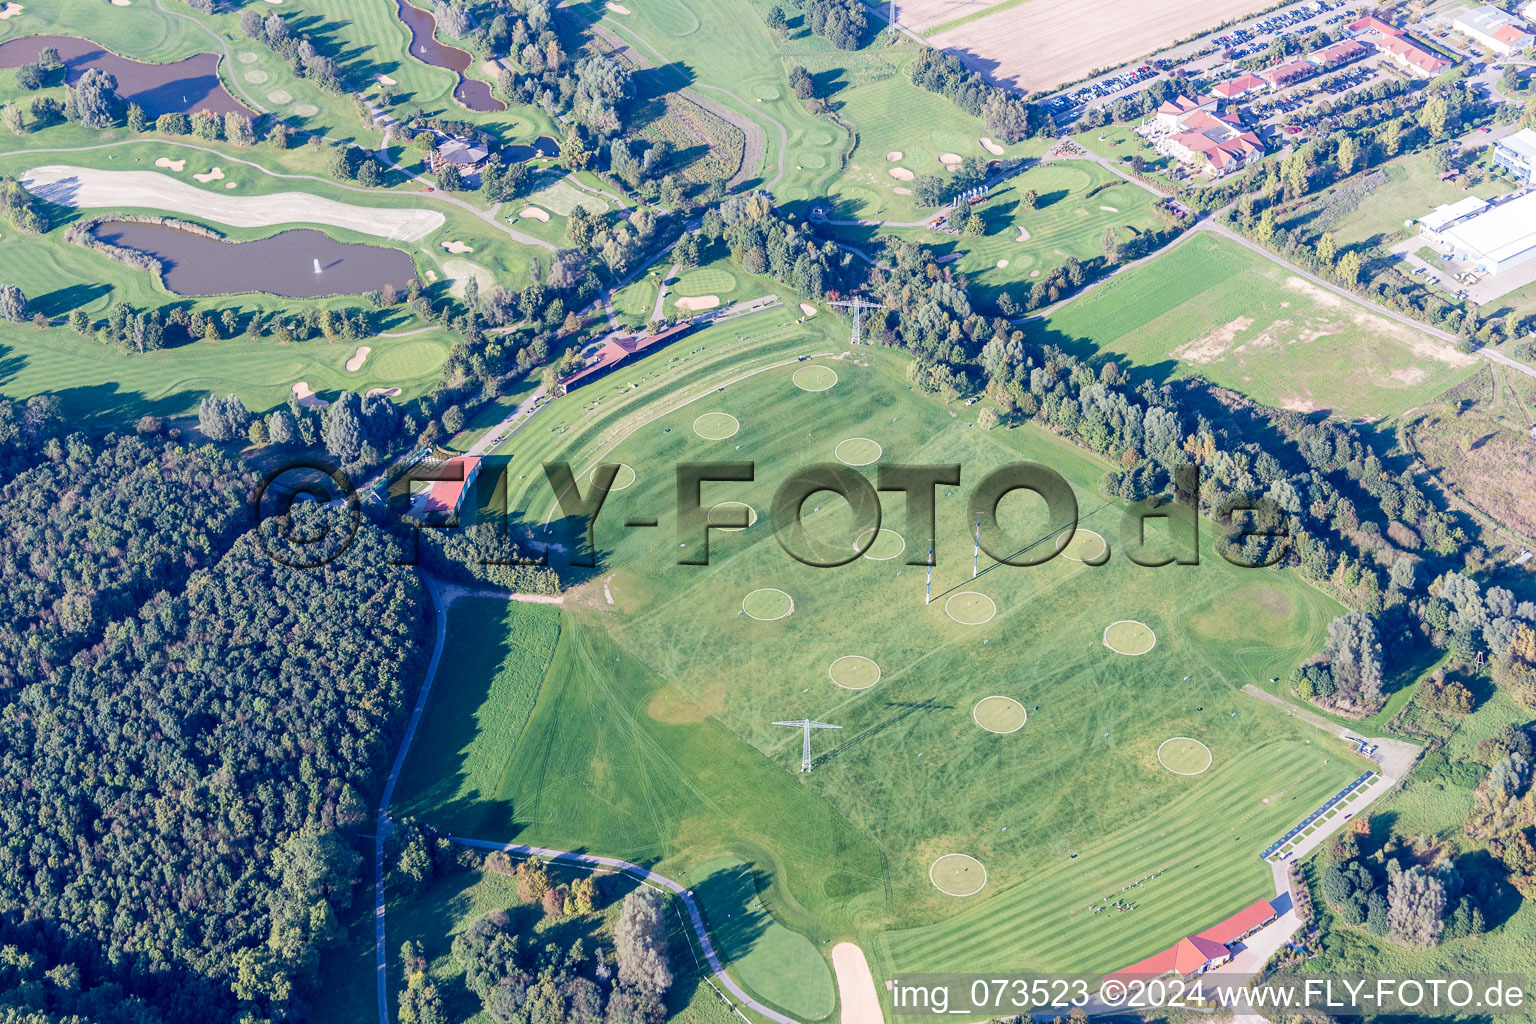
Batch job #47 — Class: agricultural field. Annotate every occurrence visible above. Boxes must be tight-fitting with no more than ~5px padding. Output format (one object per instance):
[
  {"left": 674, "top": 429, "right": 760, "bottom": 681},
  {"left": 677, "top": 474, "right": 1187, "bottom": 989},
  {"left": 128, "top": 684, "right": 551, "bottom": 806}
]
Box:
[
  {"left": 928, "top": 0, "right": 1280, "bottom": 94},
  {"left": 1034, "top": 232, "right": 1482, "bottom": 421},
  {"left": 394, "top": 314, "right": 1373, "bottom": 1014}
]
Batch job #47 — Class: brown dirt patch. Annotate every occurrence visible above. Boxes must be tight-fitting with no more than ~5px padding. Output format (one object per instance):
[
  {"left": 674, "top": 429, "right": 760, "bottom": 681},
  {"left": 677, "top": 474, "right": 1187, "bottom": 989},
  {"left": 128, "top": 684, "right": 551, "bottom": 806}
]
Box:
[
  {"left": 1173, "top": 316, "right": 1253, "bottom": 364},
  {"left": 646, "top": 682, "right": 725, "bottom": 724}
]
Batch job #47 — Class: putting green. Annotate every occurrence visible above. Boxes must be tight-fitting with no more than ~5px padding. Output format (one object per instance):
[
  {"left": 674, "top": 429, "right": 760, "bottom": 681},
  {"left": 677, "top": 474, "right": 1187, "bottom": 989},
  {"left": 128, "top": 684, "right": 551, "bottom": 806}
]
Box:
[
  {"left": 708, "top": 500, "right": 757, "bottom": 531},
  {"left": 1059, "top": 529, "right": 1106, "bottom": 562},
  {"left": 1104, "top": 620, "right": 1156, "bottom": 656},
  {"left": 930, "top": 854, "right": 987, "bottom": 897},
  {"left": 834, "top": 437, "right": 882, "bottom": 465},
  {"left": 793, "top": 364, "right": 838, "bottom": 392},
  {"left": 675, "top": 267, "right": 738, "bottom": 297},
  {"left": 973, "top": 696, "right": 1028, "bottom": 734},
  {"left": 856, "top": 527, "right": 905, "bottom": 561},
  {"left": 829, "top": 655, "right": 881, "bottom": 690},
  {"left": 1157, "top": 738, "right": 1212, "bottom": 775},
  {"left": 742, "top": 588, "right": 794, "bottom": 621},
  {"left": 693, "top": 411, "right": 740, "bottom": 440},
  {"left": 944, "top": 592, "right": 995, "bottom": 626},
  {"left": 589, "top": 462, "right": 636, "bottom": 491},
  {"left": 370, "top": 340, "right": 449, "bottom": 380}
]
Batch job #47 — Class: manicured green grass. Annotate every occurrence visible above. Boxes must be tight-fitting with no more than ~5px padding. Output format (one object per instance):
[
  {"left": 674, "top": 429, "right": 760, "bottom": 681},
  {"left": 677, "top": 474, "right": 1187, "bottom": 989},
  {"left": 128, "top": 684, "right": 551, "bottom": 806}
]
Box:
[
  {"left": 393, "top": 599, "right": 562, "bottom": 832},
  {"left": 578, "top": 0, "right": 862, "bottom": 204},
  {"left": 691, "top": 856, "right": 836, "bottom": 1021},
  {"left": 818, "top": 159, "right": 1159, "bottom": 305},
  {"left": 426, "top": 321, "right": 1363, "bottom": 999},
  {"left": 674, "top": 267, "right": 738, "bottom": 297},
  {"left": 1034, "top": 232, "right": 1481, "bottom": 421}
]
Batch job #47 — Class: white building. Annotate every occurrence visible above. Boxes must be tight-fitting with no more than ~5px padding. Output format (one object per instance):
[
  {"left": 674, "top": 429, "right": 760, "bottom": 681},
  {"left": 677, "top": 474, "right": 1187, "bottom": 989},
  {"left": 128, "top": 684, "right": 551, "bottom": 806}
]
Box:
[
  {"left": 1494, "top": 127, "right": 1536, "bottom": 182},
  {"left": 1426, "top": 191, "right": 1536, "bottom": 275},
  {"left": 1453, "top": 5, "right": 1535, "bottom": 54},
  {"left": 1418, "top": 196, "right": 1490, "bottom": 241}
]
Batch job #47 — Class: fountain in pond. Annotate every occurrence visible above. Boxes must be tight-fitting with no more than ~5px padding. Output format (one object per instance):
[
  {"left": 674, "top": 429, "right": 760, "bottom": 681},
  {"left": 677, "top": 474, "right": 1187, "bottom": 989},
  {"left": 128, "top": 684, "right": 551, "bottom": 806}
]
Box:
[{"left": 314, "top": 258, "right": 321, "bottom": 274}]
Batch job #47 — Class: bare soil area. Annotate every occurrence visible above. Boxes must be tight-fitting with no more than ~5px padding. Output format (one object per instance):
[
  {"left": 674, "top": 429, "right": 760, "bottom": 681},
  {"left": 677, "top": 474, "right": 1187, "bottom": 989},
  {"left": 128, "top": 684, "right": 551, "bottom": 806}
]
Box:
[{"left": 932, "top": 0, "right": 1281, "bottom": 93}]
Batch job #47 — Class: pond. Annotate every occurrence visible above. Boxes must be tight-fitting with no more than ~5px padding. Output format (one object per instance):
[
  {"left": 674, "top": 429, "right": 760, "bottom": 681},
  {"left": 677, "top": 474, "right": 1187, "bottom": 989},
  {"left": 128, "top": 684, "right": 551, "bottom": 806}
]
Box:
[
  {"left": 392, "top": 0, "right": 504, "bottom": 113},
  {"left": 0, "top": 35, "right": 253, "bottom": 117},
  {"left": 504, "top": 136, "right": 561, "bottom": 162},
  {"left": 95, "top": 222, "right": 418, "bottom": 299}
]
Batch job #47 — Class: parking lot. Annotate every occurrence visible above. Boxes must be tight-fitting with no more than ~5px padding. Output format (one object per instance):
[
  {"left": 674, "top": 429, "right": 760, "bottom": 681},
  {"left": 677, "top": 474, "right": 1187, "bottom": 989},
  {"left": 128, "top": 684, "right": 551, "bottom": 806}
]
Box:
[{"left": 1041, "top": 0, "right": 1366, "bottom": 124}]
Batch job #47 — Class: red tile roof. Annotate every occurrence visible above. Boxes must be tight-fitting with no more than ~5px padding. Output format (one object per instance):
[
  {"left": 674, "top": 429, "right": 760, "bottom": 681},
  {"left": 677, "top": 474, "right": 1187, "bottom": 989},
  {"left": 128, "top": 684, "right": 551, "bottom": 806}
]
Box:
[
  {"left": 423, "top": 456, "right": 481, "bottom": 515},
  {"left": 1259, "top": 58, "right": 1315, "bottom": 86},
  {"left": 563, "top": 321, "right": 697, "bottom": 389},
  {"left": 1494, "top": 23, "right": 1530, "bottom": 44},
  {"left": 1197, "top": 898, "right": 1278, "bottom": 945},
  {"left": 1314, "top": 39, "right": 1368, "bottom": 63},
  {"left": 1173, "top": 935, "right": 1232, "bottom": 975},
  {"left": 1378, "top": 34, "right": 1451, "bottom": 73},
  {"left": 1104, "top": 897, "right": 1279, "bottom": 985},
  {"left": 1212, "top": 73, "right": 1266, "bottom": 98},
  {"left": 1347, "top": 15, "right": 1400, "bottom": 36}
]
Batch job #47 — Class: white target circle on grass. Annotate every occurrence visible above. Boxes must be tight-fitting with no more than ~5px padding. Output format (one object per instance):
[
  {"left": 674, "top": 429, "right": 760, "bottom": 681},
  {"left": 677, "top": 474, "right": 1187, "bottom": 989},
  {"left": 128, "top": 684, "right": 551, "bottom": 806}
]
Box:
[{"left": 835, "top": 437, "right": 882, "bottom": 465}]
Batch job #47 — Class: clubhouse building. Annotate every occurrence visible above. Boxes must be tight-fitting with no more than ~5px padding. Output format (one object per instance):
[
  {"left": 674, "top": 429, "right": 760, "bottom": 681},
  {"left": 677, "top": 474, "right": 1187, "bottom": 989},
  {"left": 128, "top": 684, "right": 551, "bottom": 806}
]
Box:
[
  {"left": 1148, "top": 94, "right": 1265, "bottom": 177},
  {"left": 1104, "top": 897, "right": 1279, "bottom": 983}
]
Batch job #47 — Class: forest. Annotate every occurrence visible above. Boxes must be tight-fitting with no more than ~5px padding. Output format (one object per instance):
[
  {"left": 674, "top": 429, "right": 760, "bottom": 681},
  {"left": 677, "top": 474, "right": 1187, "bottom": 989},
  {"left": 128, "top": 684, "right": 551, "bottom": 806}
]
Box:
[{"left": 0, "top": 409, "right": 430, "bottom": 1024}]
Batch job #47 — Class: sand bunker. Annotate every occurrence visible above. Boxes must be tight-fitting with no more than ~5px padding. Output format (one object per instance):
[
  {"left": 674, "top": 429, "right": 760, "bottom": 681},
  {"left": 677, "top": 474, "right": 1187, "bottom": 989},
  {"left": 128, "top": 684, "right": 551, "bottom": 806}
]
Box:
[
  {"left": 892, "top": 186, "right": 913, "bottom": 195},
  {"left": 441, "top": 240, "right": 474, "bottom": 253},
  {"left": 996, "top": 259, "right": 1009, "bottom": 268},
  {"left": 374, "top": 73, "right": 397, "bottom": 86},
  {"left": 1029, "top": 270, "right": 1040, "bottom": 277},
  {"left": 832, "top": 944, "right": 881, "bottom": 1024},
  {"left": 1099, "top": 205, "right": 1120, "bottom": 212},
  {"left": 22, "top": 166, "right": 445, "bottom": 241},
  {"left": 366, "top": 386, "right": 402, "bottom": 398},
  {"left": 517, "top": 207, "right": 550, "bottom": 222},
  {"left": 425, "top": 270, "right": 438, "bottom": 282},
  {"left": 676, "top": 295, "right": 720, "bottom": 312},
  {"left": 154, "top": 157, "right": 185, "bottom": 172},
  {"left": 886, "top": 151, "right": 903, "bottom": 161},
  {"left": 888, "top": 167, "right": 914, "bottom": 181},
  {"left": 292, "top": 381, "right": 328, "bottom": 409},
  {"left": 939, "top": 152, "right": 963, "bottom": 164},
  {"left": 980, "top": 137, "right": 1005, "bottom": 156},
  {"left": 109, "top": 0, "right": 130, "bottom": 6},
  {"left": 0, "top": 2, "right": 24, "bottom": 16},
  {"left": 224, "top": 181, "right": 237, "bottom": 189},
  {"left": 194, "top": 167, "right": 225, "bottom": 183},
  {"left": 345, "top": 346, "right": 371, "bottom": 372},
  {"left": 944, "top": 163, "right": 960, "bottom": 172},
  {"left": 799, "top": 302, "right": 816, "bottom": 317},
  {"left": 1016, "top": 226, "right": 1031, "bottom": 241},
  {"left": 606, "top": 1, "right": 631, "bottom": 11}
]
